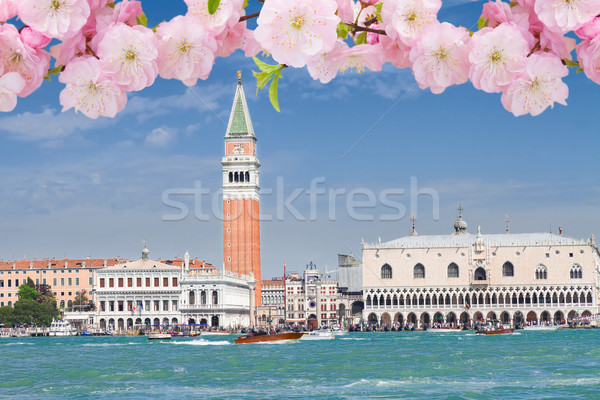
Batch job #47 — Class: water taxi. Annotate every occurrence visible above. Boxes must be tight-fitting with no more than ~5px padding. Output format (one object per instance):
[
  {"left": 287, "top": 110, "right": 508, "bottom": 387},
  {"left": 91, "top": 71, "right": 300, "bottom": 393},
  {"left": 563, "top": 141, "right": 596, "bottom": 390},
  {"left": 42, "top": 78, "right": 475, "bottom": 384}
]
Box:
[
  {"left": 49, "top": 319, "right": 75, "bottom": 336},
  {"left": 148, "top": 332, "right": 172, "bottom": 340},
  {"left": 476, "top": 325, "right": 514, "bottom": 335},
  {"left": 300, "top": 330, "right": 334, "bottom": 340},
  {"left": 234, "top": 331, "right": 303, "bottom": 344},
  {"left": 523, "top": 325, "right": 559, "bottom": 331}
]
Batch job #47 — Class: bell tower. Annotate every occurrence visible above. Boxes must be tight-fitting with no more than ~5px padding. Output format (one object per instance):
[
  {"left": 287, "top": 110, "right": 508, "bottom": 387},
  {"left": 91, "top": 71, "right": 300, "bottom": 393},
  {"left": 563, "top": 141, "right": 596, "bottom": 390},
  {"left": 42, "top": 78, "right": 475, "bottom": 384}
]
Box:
[{"left": 222, "top": 72, "right": 261, "bottom": 307}]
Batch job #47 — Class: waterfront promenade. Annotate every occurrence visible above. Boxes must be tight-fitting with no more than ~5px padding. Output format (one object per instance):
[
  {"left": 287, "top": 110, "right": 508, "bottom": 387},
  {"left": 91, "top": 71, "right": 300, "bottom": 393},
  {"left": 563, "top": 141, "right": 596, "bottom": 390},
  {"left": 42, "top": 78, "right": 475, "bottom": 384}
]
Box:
[{"left": 1, "top": 330, "right": 599, "bottom": 399}]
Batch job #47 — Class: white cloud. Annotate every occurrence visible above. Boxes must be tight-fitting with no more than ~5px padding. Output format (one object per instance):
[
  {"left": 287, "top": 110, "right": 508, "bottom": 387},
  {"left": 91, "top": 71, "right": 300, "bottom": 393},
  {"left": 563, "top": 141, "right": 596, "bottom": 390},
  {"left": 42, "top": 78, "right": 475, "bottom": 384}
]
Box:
[{"left": 145, "top": 127, "right": 176, "bottom": 147}]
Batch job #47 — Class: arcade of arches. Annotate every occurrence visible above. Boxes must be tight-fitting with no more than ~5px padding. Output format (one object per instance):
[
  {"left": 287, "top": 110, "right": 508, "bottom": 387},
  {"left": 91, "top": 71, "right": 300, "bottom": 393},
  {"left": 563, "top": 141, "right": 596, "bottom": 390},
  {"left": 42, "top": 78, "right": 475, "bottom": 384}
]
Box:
[{"left": 363, "top": 285, "right": 595, "bottom": 328}]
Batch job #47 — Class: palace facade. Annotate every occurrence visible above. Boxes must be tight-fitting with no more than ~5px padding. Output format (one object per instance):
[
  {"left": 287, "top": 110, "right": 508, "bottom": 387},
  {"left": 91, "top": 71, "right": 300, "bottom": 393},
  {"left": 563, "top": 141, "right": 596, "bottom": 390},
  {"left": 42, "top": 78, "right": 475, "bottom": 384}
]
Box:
[{"left": 362, "top": 212, "right": 600, "bottom": 328}]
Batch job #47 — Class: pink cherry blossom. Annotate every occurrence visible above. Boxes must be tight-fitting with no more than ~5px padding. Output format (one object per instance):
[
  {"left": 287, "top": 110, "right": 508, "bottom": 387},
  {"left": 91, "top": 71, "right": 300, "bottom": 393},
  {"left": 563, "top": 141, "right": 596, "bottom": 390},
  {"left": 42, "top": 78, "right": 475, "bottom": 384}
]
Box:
[
  {"left": 409, "top": 22, "right": 471, "bottom": 94},
  {"left": 185, "top": 0, "right": 243, "bottom": 35},
  {"left": 215, "top": 21, "right": 245, "bottom": 58},
  {"left": 382, "top": 0, "right": 442, "bottom": 45},
  {"left": 97, "top": 23, "right": 158, "bottom": 92},
  {"left": 306, "top": 40, "right": 346, "bottom": 83},
  {"left": 534, "top": 0, "right": 600, "bottom": 33},
  {"left": 0, "top": 72, "right": 26, "bottom": 111},
  {"left": 468, "top": 24, "right": 529, "bottom": 93},
  {"left": 361, "top": 0, "right": 379, "bottom": 5},
  {"left": 243, "top": 29, "right": 262, "bottom": 57},
  {"left": 577, "top": 36, "right": 600, "bottom": 84},
  {"left": 501, "top": 52, "right": 568, "bottom": 116},
  {"left": 576, "top": 16, "right": 600, "bottom": 40},
  {"left": 539, "top": 26, "right": 576, "bottom": 59},
  {"left": 0, "top": 0, "right": 17, "bottom": 22},
  {"left": 59, "top": 56, "right": 127, "bottom": 119},
  {"left": 50, "top": 31, "right": 86, "bottom": 66},
  {"left": 156, "top": 15, "right": 217, "bottom": 86},
  {"left": 18, "top": 0, "right": 91, "bottom": 39},
  {"left": 380, "top": 35, "right": 412, "bottom": 69},
  {"left": 339, "top": 42, "right": 385, "bottom": 73},
  {"left": 88, "top": 0, "right": 109, "bottom": 11},
  {"left": 20, "top": 27, "right": 51, "bottom": 50},
  {"left": 254, "top": 0, "right": 340, "bottom": 68},
  {"left": 0, "top": 24, "right": 50, "bottom": 96},
  {"left": 336, "top": 0, "right": 355, "bottom": 24}
]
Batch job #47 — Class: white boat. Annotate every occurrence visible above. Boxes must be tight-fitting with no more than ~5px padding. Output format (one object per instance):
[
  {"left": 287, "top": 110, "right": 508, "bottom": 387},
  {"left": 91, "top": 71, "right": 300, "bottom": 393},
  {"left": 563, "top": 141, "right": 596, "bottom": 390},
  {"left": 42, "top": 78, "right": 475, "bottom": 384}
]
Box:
[
  {"left": 523, "top": 325, "right": 559, "bottom": 331},
  {"left": 1, "top": 329, "right": 11, "bottom": 338},
  {"left": 11, "top": 329, "right": 29, "bottom": 337},
  {"left": 49, "top": 319, "right": 75, "bottom": 336},
  {"left": 201, "top": 331, "right": 230, "bottom": 336},
  {"left": 148, "top": 332, "right": 172, "bottom": 340},
  {"left": 300, "top": 330, "right": 335, "bottom": 340},
  {"left": 331, "top": 327, "right": 347, "bottom": 336}
]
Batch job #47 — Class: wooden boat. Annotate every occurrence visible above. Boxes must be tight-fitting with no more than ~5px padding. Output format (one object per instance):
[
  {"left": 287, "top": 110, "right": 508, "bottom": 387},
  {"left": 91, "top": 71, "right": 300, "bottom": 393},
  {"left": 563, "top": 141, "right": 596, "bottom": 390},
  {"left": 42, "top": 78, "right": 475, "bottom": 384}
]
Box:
[
  {"left": 234, "top": 331, "right": 303, "bottom": 344},
  {"left": 148, "top": 332, "right": 172, "bottom": 340},
  {"left": 476, "top": 326, "right": 514, "bottom": 335}
]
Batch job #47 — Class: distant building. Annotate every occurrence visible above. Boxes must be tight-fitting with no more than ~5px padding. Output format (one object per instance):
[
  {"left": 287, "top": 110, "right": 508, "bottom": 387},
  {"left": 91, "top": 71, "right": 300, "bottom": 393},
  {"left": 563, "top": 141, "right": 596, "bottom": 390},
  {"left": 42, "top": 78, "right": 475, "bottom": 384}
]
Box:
[
  {"left": 338, "top": 254, "right": 363, "bottom": 294},
  {"left": 95, "top": 247, "right": 183, "bottom": 332},
  {"left": 258, "top": 278, "right": 285, "bottom": 326},
  {"left": 362, "top": 208, "right": 600, "bottom": 328},
  {"left": 285, "top": 262, "right": 339, "bottom": 328}
]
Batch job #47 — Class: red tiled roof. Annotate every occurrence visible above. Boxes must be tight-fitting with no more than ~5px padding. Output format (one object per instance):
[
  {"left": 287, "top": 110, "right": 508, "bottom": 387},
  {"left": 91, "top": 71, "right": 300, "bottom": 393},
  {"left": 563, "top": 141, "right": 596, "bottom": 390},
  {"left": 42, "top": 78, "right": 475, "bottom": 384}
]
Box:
[
  {"left": 0, "top": 257, "right": 216, "bottom": 271},
  {"left": 261, "top": 279, "right": 284, "bottom": 287}
]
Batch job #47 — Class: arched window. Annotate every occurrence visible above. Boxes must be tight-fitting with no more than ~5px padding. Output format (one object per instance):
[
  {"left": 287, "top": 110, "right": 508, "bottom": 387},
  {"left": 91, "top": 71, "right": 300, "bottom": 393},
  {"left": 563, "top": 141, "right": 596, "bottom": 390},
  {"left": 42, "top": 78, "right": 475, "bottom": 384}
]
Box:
[
  {"left": 570, "top": 264, "right": 582, "bottom": 279},
  {"left": 228, "top": 172, "right": 233, "bottom": 183},
  {"left": 502, "top": 262, "right": 514, "bottom": 277},
  {"left": 535, "top": 265, "right": 547, "bottom": 280},
  {"left": 381, "top": 264, "right": 392, "bottom": 279},
  {"left": 474, "top": 267, "right": 486, "bottom": 280},
  {"left": 447, "top": 263, "right": 459, "bottom": 278},
  {"left": 234, "top": 172, "right": 239, "bottom": 182},
  {"left": 189, "top": 291, "right": 195, "bottom": 305},
  {"left": 413, "top": 263, "right": 425, "bottom": 279},
  {"left": 245, "top": 171, "right": 250, "bottom": 182},
  {"left": 201, "top": 291, "right": 207, "bottom": 305},
  {"left": 212, "top": 290, "right": 218, "bottom": 305}
]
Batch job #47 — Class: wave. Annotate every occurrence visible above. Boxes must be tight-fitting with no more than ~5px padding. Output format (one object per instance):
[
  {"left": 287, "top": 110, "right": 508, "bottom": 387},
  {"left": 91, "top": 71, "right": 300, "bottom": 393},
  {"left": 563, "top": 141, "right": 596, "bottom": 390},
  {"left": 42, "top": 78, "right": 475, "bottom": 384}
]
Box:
[
  {"left": 0, "top": 342, "right": 34, "bottom": 346},
  {"left": 339, "top": 338, "right": 366, "bottom": 341},
  {"left": 82, "top": 342, "right": 138, "bottom": 347},
  {"left": 171, "top": 339, "right": 231, "bottom": 346}
]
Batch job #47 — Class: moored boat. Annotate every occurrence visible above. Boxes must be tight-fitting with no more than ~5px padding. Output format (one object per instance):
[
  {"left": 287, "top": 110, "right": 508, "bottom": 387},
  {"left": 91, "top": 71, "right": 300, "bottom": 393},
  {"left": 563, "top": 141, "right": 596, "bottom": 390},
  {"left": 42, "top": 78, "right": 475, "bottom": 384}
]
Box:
[
  {"left": 148, "top": 332, "right": 172, "bottom": 340},
  {"left": 202, "top": 331, "right": 230, "bottom": 336},
  {"left": 428, "top": 328, "right": 462, "bottom": 333},
  {"left": 48, "top": 319, "right": 75, "bottom": 336},
  {"left": 234, "top": 331, "right": 303, "bottom": 344},
  {"left": 300, "top": 330, "right": 334, "bottom": 340},
  {"left": 1, "top": 329, "right": 11, "bottom": 338}
]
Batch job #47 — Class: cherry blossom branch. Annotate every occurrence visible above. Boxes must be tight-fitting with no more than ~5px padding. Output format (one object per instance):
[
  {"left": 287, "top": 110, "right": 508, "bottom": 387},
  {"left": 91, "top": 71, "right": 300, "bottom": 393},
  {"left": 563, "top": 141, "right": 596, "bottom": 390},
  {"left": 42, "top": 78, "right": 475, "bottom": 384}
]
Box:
[
  {"left": 351, "top": 25, "right": 386, "bottom": 35},
  {"left": 240, "top": 12, "right": 260, "bottom": 22}
]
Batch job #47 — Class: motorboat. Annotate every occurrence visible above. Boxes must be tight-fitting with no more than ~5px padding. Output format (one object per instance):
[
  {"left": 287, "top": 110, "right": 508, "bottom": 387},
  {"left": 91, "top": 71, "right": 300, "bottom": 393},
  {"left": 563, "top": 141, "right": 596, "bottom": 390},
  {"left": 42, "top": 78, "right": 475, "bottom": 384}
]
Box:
[
  {"left": 476, "top": 325, "right": 514, "bottom": 335},
  {"left": 300, "top": 330, "right": 334, "bottom": 340},
  {"left": 201, "top": 330, "right": 230, "bottom": 336},
  {"left": 234, "top": 331, "right": 303, "bottom": 344},
  {"left": 428, "top": 327, "right": 462, "bottom": 333},
  {"left": 1, "top": 329, "right": 11, "bottom": 338},
  {"left": 148, "top": 332, "right": 172, "bottom": 340},
  {"left": 48, "top": 319, "right": 75, "bottom": 336}
]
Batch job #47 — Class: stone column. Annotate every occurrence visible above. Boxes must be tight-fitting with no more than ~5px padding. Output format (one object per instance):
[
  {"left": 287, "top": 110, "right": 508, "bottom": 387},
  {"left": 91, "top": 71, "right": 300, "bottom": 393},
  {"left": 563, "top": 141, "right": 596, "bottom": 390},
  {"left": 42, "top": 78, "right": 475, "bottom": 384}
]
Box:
[{"left": 248, "top": 281, "right": 256, "bottom": 327}]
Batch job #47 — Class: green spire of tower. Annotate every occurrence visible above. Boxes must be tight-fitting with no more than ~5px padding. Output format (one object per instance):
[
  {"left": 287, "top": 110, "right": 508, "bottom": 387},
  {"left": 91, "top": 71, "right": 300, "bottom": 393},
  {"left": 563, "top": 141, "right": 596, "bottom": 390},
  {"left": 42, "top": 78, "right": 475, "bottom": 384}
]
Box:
[{"left": 226, "top": 72, "right": 255, "bottom": 137}]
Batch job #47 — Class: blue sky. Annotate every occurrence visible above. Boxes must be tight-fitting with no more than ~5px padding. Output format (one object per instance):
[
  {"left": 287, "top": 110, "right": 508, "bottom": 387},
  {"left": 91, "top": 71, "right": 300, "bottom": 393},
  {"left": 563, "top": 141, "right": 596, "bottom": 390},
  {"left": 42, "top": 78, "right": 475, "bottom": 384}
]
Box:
[{"left": 0, "top": 0, "right": 598, "bottom": 278}]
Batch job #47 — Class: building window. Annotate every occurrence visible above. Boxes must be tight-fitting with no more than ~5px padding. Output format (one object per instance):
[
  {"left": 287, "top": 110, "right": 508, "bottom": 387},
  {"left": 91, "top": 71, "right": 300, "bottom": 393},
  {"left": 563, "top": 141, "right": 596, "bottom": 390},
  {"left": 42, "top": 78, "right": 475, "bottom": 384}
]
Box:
[
  {"left": 447, "top": 263, "right": 459, "bottom": 278},
  {"left": 570, "top": 264, "right": 582, "bottom": 279},
  {"left": 146, "top": 277, "right": 151, "bottom": 287},
  {"left": 128, "top": 278, "right": 133, "bottom": 287},
  {"left": 172, "top": 300, "right": 178, "bottom": 311},
  {"left": 99, "top": 278, "right": 105, "bottom": 288},
  {"left": 127, "top": 301, "right": 133, "bottom": 311},
  {"left": 413, "top": 263, "right": 425, "bottom": 279},
  {"left": 154, "top": 301, "right": 159, "bottom": 311},
  {"left": 67, "top": 278, "right": 71, "bottom": 286},
  {"left": 380, "top": 264, "right": 392, "bottom": 279},
  {"left": 154, "top": 277, "right": 159, "bottom": 287},
  {"left": 163, "top": 277, "right": 168, "bottom": 287},
  {"left": 109, "top": 278, "right": 114, "bottom": 288},
  {"left": 100, "top": 301, "right": 106, "bottom": 312},
  {"left": 75, "top": 278, "right": 79, "bottom": 286},
  {"left": 535, "top": 265, "right": 547, "bottom": 280},
  {"left": 61, "top": 278, "right": 65, "bottom": 286},
  {"left": 502, "top": 262, "right": 514, "bottom": 277},
  {"left": 109, "top": 301, "right": 115, "bottom": 312},
  {"left": 163, "top": 300, "right": 169, "bottom": 311},
  {"left": 118, "top": 278, "right": 123, "bottom": 288},
  {"left": 172, "top": 277, "right": 178, "bottom": 287},
  {"left": 118, "top": 301, "right": 124, "bottom": 312},
  {"left": 137, "top": 278, "right": 142, "bottom": 287}
]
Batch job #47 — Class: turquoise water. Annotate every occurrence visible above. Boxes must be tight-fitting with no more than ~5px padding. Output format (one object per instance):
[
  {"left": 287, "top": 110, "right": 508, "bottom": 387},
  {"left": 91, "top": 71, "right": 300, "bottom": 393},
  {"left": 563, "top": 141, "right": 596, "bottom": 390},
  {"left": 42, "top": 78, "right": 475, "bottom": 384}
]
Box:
[{"left": 1, "top": 330, "right": 599, "bottom": 399}]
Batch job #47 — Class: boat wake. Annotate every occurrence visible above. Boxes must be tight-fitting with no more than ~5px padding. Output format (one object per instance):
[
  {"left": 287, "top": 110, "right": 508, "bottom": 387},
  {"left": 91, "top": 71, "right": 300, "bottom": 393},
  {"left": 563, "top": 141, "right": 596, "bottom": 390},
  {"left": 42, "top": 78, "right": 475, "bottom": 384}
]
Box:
[
  {"left": 82, "top": 342, "right": 138, "bottom": 347},
  {"left": 339, "top": 338, "right": 366, "bottom": 341},
  {"left": 171, "top": 339, "right": 231, "bottom": 346}
]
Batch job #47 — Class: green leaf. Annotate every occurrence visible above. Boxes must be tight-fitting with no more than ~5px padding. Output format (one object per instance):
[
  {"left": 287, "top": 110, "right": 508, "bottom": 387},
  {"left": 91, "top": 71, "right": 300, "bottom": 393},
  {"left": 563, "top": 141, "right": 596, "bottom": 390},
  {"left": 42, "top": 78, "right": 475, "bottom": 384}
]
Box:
[
  {"left": 47, "top": 65, "right": 64, "bottom": 76},
  {"left": 269, "top": 72, "right": 282, "bottom": 113},
  {"left": 355, "top": 31, "right": 367, "bottom": 45},
  {"left": 43, "top": 76, "right": 51, "bottom": 81},
  {"left": 373, "top": 2, "right": 382, "bottom": 20},
  {"left": 136, "top": 13, "right": 147, "bottom": 27},
  {"left": 576, "top": 67, "right": 584, "bottom": 73},
  {"left": 252, "top": 57, "right": 285, "bottom": 112},
  {"left": 242, "top": 0, "right": 248, "bottom": 8},
  {"left": 208, "top": 0, "right": 221, "bottom": 15},
  {"left": 336, "top": 22, "right": 353, "bottom": 39},
  {"left": 477, "top": 16, "right": 488, "bottom": 30},
  {"left": 563, "top": 59, "right": 580, "bottom": 69}
]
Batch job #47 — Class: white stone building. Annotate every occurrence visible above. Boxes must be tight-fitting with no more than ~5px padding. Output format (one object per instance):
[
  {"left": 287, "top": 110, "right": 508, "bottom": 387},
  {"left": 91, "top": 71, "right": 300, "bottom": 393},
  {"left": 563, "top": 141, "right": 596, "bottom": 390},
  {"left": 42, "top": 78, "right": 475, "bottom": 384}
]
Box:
[
  {"left": 95, "top": 247, "right": 182, "bottom": 332},
  {"left": 362, "top": 212, "right": 600, "bottom": 328},
  {"left": 179, "top": 258, "right": 255, "bottom": 329}
]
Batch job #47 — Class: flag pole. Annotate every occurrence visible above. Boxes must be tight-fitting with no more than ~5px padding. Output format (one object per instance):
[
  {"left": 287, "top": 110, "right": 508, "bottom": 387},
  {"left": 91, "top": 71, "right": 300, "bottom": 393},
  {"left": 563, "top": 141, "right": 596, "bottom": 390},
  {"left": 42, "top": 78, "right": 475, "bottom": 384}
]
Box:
[{"left": 283, "top": 261, "right": 287, "bottom": 326}]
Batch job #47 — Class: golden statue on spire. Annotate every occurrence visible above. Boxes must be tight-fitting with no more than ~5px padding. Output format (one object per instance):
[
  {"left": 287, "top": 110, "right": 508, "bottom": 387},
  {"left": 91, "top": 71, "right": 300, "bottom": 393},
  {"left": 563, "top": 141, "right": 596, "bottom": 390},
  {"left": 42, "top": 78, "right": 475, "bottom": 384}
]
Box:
[{"left": 237, "top": 70, "right": 242, "bottom": 82}]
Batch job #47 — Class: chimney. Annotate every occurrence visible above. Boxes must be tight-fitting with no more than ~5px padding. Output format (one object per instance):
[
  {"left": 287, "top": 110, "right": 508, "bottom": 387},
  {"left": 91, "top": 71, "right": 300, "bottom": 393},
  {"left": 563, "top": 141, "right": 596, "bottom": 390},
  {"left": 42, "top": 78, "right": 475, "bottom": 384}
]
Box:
[
  {"left": 29, "top": 261, "right": 33, "bottom": 269},
  {"left": 559, "top": 227, "right": 563, "bottom": 235}
]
